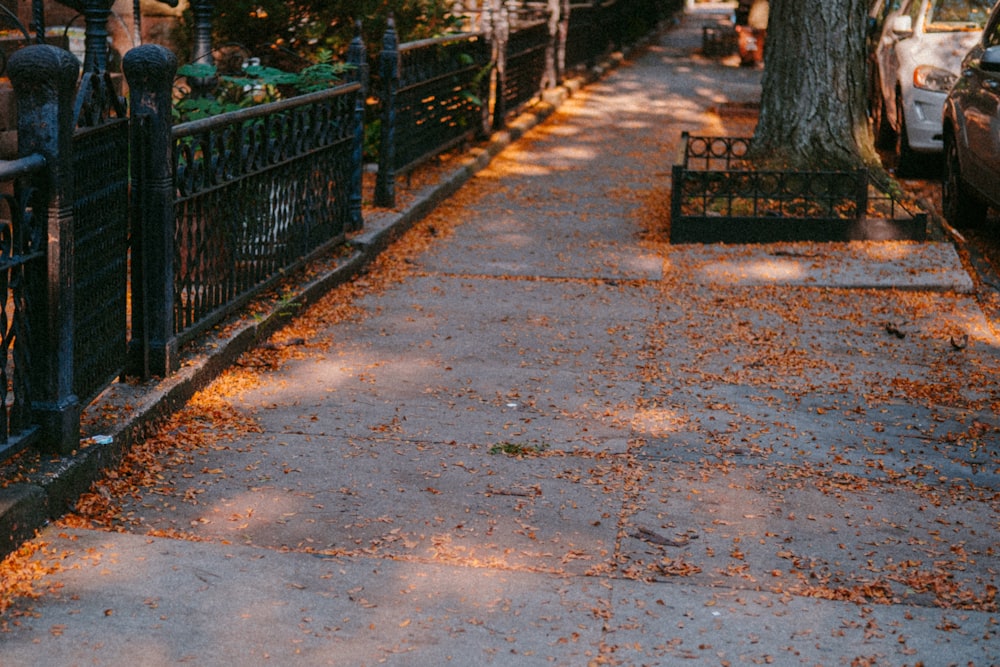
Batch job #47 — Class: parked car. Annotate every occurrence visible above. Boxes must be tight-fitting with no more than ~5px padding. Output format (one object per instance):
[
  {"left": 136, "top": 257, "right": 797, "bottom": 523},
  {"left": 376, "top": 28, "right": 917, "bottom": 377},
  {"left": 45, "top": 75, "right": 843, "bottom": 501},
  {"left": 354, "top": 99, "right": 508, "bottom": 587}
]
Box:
[
  {"left": 866, "top": 0, "right": 904, "bottom": 121},
  {"left": 942, "top": 1, "right": 1000, "bottom": 227},
  {"left": 869, "top": 0, "right": 991, "bottom": 173}
]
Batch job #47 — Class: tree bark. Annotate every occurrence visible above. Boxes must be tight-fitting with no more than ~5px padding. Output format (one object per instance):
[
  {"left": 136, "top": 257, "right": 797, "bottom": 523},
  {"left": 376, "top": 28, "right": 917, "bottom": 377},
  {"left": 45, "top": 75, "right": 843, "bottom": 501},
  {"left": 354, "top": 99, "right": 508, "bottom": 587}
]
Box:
[{"left": 751, "top": 0, "right": 881, "bottom": 173}]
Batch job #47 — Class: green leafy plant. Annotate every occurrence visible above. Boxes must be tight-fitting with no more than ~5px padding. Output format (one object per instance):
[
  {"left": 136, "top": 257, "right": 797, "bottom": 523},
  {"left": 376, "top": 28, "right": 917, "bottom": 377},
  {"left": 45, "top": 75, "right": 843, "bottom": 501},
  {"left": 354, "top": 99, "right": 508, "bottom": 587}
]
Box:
[
  {"left": 488, "top": 441, "right": 551, "bottom": 457},
  {"left": 173, "top": 54, "right": 353, "bottom": 123}
]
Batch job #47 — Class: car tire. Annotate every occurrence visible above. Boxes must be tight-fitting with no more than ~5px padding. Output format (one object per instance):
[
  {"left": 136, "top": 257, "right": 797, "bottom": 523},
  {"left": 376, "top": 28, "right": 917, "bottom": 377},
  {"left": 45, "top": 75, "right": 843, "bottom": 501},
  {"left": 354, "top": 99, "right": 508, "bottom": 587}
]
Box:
[{"left": 943, "top": 131, "right": 987, "bottom": 228}]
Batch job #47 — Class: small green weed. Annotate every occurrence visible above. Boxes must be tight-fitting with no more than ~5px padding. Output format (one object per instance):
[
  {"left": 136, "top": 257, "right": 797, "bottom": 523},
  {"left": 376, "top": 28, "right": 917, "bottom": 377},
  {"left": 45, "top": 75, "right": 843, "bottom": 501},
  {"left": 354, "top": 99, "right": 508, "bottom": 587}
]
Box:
[{"left": 489, "top": 441, "right": 550, "bottom": 457}]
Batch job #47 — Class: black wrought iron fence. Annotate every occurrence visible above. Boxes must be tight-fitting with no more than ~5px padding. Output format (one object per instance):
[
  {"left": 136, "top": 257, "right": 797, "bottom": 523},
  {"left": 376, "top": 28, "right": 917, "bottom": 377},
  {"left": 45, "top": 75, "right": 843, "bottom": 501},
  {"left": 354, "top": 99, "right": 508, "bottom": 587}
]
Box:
[
  {"left": 375, "top": 27, "right": 491, "bottom": 206},
  {"left": 498, "top": 19, "right": 549, "bottom": 122},
  {"left": 0, "top": 154, "right": 46, "bottom": 461},
  {"left": 71, "top": 113, "right": 130, "bottom": 405},
  {"left": 172, "top": 83, "right": 363, "bottom": 342},
  {"left": 670, "top": 134, "right": 927, "bottom": 243}
]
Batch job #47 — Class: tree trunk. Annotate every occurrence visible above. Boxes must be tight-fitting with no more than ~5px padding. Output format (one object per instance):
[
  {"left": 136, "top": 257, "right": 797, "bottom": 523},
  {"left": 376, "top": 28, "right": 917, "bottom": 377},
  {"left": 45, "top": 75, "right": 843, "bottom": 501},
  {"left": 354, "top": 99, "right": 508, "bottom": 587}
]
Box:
[{"left": 751, "top": 0, "right": 880, "bottom": 173}]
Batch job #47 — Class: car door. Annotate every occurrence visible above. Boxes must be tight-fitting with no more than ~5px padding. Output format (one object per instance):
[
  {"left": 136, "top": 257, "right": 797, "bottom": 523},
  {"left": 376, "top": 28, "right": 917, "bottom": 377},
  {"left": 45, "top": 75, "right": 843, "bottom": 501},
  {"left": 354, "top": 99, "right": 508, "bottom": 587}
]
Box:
[{"left": 959, "top": 12, "right": 1000, "bottom": 194}]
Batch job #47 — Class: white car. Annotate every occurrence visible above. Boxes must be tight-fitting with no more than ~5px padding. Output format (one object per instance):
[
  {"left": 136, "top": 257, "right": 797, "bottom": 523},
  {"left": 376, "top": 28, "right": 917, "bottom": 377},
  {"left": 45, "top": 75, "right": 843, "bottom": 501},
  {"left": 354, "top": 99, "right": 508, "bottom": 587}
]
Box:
[{"left": 869, "top": 0, "right": 991, "bottom": 174}]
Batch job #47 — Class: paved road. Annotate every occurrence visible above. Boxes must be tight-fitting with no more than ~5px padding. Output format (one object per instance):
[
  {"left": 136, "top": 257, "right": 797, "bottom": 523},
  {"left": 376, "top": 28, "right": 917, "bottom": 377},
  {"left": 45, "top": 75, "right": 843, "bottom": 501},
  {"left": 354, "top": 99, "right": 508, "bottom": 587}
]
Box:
[{"left": 3, "top": 6, "right": 999, "bottom": 666}]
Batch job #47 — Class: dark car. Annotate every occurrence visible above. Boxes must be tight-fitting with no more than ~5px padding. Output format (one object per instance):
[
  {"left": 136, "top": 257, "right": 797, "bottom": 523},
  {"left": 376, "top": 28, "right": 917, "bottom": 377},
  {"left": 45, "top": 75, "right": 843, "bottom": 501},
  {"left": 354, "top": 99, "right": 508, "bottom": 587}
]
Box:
[{"left": 942, "top": 1, "right": 1000, "bottom": 226}]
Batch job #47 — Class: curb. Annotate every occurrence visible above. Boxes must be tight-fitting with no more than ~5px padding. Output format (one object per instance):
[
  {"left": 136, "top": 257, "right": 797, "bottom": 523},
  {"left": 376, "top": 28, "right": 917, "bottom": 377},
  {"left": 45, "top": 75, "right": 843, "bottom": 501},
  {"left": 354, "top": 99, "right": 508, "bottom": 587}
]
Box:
[{"left": 0, "top": 39, "right": 650, "bottom": 562}]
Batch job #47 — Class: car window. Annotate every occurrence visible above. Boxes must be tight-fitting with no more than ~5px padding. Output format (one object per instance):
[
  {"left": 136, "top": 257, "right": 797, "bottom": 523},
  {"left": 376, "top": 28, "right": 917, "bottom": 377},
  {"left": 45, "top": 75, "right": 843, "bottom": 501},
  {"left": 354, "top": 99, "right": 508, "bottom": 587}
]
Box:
[{"left": 925, "top": 0, "right": 992, "bottom": 31}]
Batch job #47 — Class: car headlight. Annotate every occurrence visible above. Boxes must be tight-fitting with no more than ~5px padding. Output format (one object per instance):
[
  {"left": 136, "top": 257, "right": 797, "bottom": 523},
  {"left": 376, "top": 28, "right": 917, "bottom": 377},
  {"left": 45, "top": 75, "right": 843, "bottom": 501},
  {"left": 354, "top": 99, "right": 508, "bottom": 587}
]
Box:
[{"left": 913, "top": 65, "right": 957, "bottom": 92}]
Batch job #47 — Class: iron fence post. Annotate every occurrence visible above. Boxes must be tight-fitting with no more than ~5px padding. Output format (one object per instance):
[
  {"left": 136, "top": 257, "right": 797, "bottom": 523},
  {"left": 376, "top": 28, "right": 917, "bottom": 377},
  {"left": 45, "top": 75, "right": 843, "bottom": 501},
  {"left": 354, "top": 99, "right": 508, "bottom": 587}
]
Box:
[
  {"left": 347, "top": 21, "right": 367, "bottom": 232},
  {"left": 375, "top": 17, "right": 399, "bottom": 208},
  {"left": 123, "top": 44, "right": 179, "bottom": 379},
  {"left": 8, "top": 45, "right": 82, "bottom": 454}
]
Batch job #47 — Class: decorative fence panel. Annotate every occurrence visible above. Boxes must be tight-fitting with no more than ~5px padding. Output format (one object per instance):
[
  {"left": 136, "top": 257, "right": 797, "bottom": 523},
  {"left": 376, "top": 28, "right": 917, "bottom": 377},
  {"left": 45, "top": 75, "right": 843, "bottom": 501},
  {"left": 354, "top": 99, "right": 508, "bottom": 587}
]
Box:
[
  {"left": 670, "top": 134, "right": 927, "bottom": 243},
  {"left": 172, "top": 83, "right": 362, "bottom": 342},
  {"left": 500, "top": 19, "right": 550, "bottom": 118},
  {"left": 0, "top": 156, "right": 46, "bottom": 460},
  {"left": 71, "top": 118, "right": 130, "bottom": 404},
  {"left": 393, "top": 33, "right": 490, "bottom": 175},
  {"left": 376, "top": 29, "right": 491, "bottom": 206}
]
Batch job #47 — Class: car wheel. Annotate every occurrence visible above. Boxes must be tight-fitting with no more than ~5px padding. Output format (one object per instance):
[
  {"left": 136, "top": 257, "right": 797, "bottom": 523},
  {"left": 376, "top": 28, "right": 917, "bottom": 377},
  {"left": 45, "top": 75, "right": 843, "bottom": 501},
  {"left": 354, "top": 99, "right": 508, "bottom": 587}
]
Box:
[{"left": 943, "top": 132, "right": 987, "bottom": 228}]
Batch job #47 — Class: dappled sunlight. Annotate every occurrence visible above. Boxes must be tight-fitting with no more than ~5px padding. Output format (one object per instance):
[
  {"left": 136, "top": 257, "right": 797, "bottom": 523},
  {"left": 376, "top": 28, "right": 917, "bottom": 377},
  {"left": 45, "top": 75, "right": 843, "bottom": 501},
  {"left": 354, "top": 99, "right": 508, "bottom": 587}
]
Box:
[
  {"left": 539, "top": 124, "right": 582, "bottom": 137},
  {"left": 630, "top": 406, "right": 692, "bottom": 438},
  {"left": 695, "top": 257, "right": 808, "bottom": 283},
  {"left": 197, "top": 489, "right": 304, "bottom": 537},
  {"left": 853, "top": 240, "right": 920, "bottom": 261},
  {"left": 493, "top": 232, "right": 535, "bottom": 248},
  {"left": 693, "top": 86, "right": 730, "bottom": 105},
  {"left": 487, "top": 161, "right": 553, "bottom": 177},
  {"left": 15, "top": 528, "right": 604, "bottom": 664},
  {"left": 617, "top": 119, "right": 653, "bottom": 130},
  {"left": 662, "top": 242, "right": 977, "bottom": 291},
  {"left": 548, "top": 145, "right": 600, "bottom": 162}
]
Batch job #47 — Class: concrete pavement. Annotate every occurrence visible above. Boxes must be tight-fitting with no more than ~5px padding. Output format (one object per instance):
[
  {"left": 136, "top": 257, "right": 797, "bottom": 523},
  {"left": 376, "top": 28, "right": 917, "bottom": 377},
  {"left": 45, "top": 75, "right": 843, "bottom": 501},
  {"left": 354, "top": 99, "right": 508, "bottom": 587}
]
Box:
[{"left": 2, "top": 5, "right": 999, "bottom": 666}]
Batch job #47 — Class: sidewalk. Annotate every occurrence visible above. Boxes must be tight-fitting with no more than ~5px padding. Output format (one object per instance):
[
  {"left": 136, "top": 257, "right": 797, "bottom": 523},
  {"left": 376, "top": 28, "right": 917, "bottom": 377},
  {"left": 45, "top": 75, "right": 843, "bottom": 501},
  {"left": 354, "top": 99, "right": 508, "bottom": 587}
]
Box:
[{"left": 3, "top": 8, "right": 999, "bottom": 666}]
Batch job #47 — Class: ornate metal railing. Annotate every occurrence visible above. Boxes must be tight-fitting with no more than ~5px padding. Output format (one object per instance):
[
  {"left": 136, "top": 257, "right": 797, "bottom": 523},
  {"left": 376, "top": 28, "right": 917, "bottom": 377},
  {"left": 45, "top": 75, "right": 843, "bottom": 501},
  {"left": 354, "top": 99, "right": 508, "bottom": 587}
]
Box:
[
  {"left": 71, "top": 118, "right": 130, "bottom": 404},
  {"left": 670, "top": 134, "right": 927, "bottom": 243},
  {"left": 498, "top": 19, "right": 549, "bottom": 121},
  {"left": 172, "top": 83, "right": 362, "bottom": 342},
  {"left": 71, "top": 69, "right": 130, "bottom": 405},
  {"left": 376, "top": 27, "right": 490, "bottom": 206},
  {"left": 0, "top": 155, "right": 46, "bottom": 460}
]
